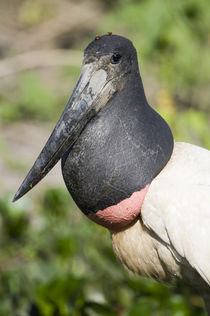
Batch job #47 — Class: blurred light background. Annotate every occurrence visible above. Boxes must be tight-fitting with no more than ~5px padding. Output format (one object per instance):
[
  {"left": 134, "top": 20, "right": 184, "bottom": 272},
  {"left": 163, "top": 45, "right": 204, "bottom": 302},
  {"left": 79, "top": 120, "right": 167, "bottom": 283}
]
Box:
[{"left": 0, "top": 0, "right": 209, "bottom": 315}]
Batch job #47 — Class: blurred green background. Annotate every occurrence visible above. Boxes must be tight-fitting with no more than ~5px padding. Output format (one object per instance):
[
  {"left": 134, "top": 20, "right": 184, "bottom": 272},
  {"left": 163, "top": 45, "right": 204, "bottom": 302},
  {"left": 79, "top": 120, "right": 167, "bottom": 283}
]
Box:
[{"left": 0, "top": 0, "right": 210, "bottom": 315}]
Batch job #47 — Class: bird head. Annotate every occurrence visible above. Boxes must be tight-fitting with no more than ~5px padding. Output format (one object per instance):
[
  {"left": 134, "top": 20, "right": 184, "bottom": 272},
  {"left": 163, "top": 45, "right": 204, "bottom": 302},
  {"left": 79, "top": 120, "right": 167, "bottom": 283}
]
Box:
[{"left": 13, "top": 34, "right": 141, "bottom": 202}]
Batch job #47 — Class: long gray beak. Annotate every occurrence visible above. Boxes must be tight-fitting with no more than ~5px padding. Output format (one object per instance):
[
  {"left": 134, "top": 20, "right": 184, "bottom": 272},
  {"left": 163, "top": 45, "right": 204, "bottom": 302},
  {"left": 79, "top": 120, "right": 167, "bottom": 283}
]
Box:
[{"left": 13, "top": 62, "right": 113, "bottom": 202}]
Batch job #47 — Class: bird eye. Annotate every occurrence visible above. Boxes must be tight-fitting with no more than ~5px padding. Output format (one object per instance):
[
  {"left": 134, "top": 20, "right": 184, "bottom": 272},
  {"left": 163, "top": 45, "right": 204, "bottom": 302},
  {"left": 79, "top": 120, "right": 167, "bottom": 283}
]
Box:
[{"left": 111, "top": 53, "right": 122, "bottom": 64}]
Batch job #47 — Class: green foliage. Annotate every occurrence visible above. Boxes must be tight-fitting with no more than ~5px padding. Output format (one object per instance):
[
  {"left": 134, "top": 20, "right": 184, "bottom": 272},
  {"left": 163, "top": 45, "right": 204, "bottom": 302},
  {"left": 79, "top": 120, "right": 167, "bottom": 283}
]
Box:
[
  {"left": 157, "top": 102, "right": 210, "bottom": 149},
  {"left": 0, "top": 189, "right": 206, "bottom": 315},
  {"left": 0, "top": 72, "right": 57, "bottom": 122},
  {"left": 0, "top": 66, "right": 81, "bottom": 123},
  {"left": 18, "top": 0, "right": 56, "bottom": 28}
]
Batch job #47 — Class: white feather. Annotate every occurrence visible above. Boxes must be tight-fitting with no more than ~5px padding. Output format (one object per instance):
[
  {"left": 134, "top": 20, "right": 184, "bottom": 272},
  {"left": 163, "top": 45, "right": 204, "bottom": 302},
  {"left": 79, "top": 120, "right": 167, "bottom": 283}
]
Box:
[{"left": 141, "top": 142, "right": 210, "bottom": 285}]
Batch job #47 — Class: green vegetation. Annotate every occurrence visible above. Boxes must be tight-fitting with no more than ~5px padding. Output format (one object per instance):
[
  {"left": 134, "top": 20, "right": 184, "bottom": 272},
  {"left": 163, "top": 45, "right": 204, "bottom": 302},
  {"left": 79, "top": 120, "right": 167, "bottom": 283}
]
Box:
[
  {"left": 0, "top": 0, "right": 209, "bottom": 314},
  {"left": 0, "top": 67, "right": 80, "bottom": 123}
]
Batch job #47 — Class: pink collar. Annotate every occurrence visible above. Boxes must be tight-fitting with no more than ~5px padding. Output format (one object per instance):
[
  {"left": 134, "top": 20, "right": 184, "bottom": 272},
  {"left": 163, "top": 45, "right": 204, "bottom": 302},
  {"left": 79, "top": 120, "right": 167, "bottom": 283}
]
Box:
[{"left": 88, "top": 184, "right": 150, "bottom": 232}]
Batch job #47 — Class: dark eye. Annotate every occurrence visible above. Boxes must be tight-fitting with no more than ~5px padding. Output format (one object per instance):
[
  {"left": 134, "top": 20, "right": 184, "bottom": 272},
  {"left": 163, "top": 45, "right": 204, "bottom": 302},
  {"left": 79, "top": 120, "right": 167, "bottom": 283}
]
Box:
[{"left": 111, "top": 53, "right": 122, "bottom": 64}]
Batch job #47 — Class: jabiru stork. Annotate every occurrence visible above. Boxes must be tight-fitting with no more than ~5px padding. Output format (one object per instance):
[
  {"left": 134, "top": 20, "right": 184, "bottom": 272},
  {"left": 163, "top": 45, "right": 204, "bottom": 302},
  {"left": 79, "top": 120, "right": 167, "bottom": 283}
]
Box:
[{"left": 13, "top": 34, "right": 210, "bottom": 312}]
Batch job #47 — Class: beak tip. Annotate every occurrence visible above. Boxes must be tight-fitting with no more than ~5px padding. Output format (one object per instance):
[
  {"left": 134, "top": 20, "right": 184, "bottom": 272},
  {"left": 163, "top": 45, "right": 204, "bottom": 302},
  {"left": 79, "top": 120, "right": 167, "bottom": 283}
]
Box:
[
  {"left": 12, "top": 180, "right": 30, "bottom": 202},
  {"left": 12, "top": 190, "right": 21, "bottom": 203},
  {"left": 12, "top": 197, "right": 17, "bottom": 203},
  {"left": 12, "top": 195, "right": 18, "bottom": 203}
]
